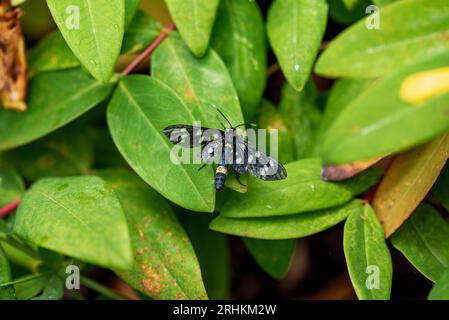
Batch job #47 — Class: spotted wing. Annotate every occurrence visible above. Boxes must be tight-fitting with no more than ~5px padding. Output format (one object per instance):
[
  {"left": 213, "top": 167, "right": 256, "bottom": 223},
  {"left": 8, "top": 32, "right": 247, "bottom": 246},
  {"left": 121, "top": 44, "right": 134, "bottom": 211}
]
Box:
[
  {"left": 163, "top": 125, "right": 223, "bottom": 148},
  {"left": 201, "top": 139, "right": 223, "bottom": 164},
  {"left": 232, "top": 135, "right": 287, "bottom": 181}
]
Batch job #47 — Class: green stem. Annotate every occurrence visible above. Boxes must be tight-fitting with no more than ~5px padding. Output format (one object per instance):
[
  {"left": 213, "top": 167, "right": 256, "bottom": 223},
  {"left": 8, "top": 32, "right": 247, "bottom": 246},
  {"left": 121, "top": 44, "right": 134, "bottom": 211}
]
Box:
[
  {"left": 0, "top": 232, "right": 40, "bottom": 260},
  {"left": 0, "top": 272, "right": 50, "bottom": 287},
  {"left": 80, "top": 275, "right": 126, "bottom": 300}
]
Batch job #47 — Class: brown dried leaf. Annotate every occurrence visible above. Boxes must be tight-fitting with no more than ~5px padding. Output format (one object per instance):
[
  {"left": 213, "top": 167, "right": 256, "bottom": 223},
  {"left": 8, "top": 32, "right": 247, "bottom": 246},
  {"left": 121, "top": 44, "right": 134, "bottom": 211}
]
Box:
[
  {"left": 373, "top": 133, "right": 449, "bottom": 238},
  {"left": 321, "top": 158, "right": 382, "bottom": 181},
  {"left": 0, "top": 0, "right": 27, "bottom": 111}
]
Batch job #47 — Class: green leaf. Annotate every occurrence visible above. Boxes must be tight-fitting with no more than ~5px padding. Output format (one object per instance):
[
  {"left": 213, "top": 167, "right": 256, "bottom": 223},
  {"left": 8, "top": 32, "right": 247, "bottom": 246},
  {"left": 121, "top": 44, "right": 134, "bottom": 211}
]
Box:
[
  {"left": 28, "top": 31, "right": 79, "bottom": 77},
  {"left": 14, "top": 176, "right": 133, "bottom": 271},
  {"left": 165, "top": 0, "right": 220, "bottom": 57},
  {"left": 391, "top": 204, "right": 449, "bottom": 282},
  {"left": 0, "top": 244, "right": 16, "bottom": 300},
  {"left": 220, "top": 158, "right": 380, "bottom": 218},
  {"left": 267, "top": 0, "right": 328, "bottom": 91},
  {"left": 279, "top": 82, "right": 322, "bottom": 159},
  {"left": 321, "top": 53, "right": 449, "bottom": 165},
  {"left": 107, "top": 75, "right": 215, "bottom": 212},
  {"left": 99, "top": 169, "right": 207, "bottom": 300},
  {"left": 343, "top": 203, "right": 392, "bottom": 300},
  {"left": 124, "top": 0, "right": 141, "bottom": 28},
  {"left": 211, "top": 0, "right": 266, "bottom": 120},
  {"left": 429, "top": 269, "right": 449, "bottom": 300},
  {"left": 28, "top": 10, "right": 160, "bottom": 76},
  {"left": 372, "top": 0, "right": 399, "bottom": 6},
  {"left": 14, "top": 274, "right": 50, "bottom": 300},
  {"left": 373, "top": 133, "right": 449, "bottom": 237},
  {"left": 32, "top": 275, "right": 64, "bottom": 300},
  {"left": 0, "top": 168, "right": 24, "bottom": 207},
  {"left": 152, "top": 32, "right": 244, "bottom": 129},
  {"left": 257, "top": 99, "right": 295, "bottom": 164},
  {"left": 210, "top": 200, "right": 363, "bottom": 240},
  {"left": 243, "top": 238, "right": 295, "bottom": 280},
  {"left": 0, "top": 69, "right": 114, "bottom": 151},
  {"left": 316, "top": 79, "right": 373, "bottom": 146},
  {"left": 6, "top": 124, "right": 94, "bottom": 181},
  {"left": 47, "top": 0, "right": 125, "bottom": 82},
  {"left": 121, "top": 10, "right": 161, "bottom": 54},
  {"left": 328, "top": 0, "right": 371, "bottom": 25},
  {"left": 433, "top": 163, "right": 449, "bottom": 212},
  {"left": 316, "top": 0, "right": 449, "bottom": 78},
  {"left": 180, "top": 213, "right": 230, "bottom": 300}
]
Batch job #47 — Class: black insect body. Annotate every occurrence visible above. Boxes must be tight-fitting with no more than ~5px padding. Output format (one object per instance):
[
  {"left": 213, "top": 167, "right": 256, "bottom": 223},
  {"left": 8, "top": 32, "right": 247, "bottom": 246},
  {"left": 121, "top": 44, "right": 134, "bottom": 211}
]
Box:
[{"left": 163, "top": 112, "right": 287, "bottom": 191}]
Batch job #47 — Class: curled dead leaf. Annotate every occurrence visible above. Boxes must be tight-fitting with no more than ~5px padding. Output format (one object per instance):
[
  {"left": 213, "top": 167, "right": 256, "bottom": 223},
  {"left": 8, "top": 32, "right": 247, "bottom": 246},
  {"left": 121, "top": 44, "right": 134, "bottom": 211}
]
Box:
[
  {"left": 321, "top": 158, "right": 382, "bottom": 181},
  {"left": 0, "top": 0, "right": 27, "bottom": 111}
]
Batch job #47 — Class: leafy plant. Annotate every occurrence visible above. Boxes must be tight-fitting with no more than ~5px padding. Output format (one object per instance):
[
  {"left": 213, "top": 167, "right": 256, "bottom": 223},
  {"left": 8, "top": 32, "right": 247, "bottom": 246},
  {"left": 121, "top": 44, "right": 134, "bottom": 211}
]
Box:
[{"left": 0, "top": 0, "right": 448, "bottom": 301}]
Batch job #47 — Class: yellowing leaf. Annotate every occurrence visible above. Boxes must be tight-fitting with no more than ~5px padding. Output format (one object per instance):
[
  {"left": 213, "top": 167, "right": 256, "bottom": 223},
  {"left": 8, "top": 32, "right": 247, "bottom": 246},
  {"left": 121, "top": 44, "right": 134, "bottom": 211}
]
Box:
[{"left": 400, "top": 67, "right": 449, "bottom": 104}]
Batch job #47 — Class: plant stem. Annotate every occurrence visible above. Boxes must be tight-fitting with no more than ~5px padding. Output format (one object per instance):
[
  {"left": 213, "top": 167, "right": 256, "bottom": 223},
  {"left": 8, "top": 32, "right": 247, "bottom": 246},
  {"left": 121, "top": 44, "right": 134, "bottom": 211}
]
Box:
[
  {"left": 121, "top": 23, "right": 176, "bottom": 76},
  {"left": 0, "top": 272, "right": 50, "bottom": 287},
  {"left": 0, "top": 232, "right": 40, "bottom": 260},
  {"left": 80, "top": 275, "right": 127, "bottom": 300},
  {"left": 0, "top": 198, "right": 20, "bottom": 217}
]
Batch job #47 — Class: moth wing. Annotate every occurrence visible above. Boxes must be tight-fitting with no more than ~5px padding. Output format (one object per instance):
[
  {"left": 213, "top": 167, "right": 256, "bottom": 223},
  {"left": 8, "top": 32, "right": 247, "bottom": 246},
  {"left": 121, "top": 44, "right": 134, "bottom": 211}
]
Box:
[
  {"left": 163, "top": 125, "right": 221, "bottom": 148},
  {"left": 246, "top": 140, "right": 287, "bottom": 181}
]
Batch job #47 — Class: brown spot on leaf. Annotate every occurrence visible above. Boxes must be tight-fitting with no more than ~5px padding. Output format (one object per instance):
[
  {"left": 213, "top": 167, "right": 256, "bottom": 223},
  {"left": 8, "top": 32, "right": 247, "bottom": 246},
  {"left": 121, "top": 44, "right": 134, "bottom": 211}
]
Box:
[
  {"left": 0, "top": 0, "right": 27, "bottom": 111},
  {"left": 184, "top": 89, "right": 194, "bottom": 101},
  {"left": 140, "top": 265, "right": 161, "bottom": 296}
]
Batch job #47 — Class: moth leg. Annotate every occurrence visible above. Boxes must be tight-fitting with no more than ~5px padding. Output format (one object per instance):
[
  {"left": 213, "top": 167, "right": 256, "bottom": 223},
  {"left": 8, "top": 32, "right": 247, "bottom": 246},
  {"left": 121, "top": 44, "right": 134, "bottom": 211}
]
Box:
[
  {"left": 235, "top": 173, "right": 247, "bottom": 188},
  {"left": 198, "top": 164, "right": 207, "bottom": 172}
]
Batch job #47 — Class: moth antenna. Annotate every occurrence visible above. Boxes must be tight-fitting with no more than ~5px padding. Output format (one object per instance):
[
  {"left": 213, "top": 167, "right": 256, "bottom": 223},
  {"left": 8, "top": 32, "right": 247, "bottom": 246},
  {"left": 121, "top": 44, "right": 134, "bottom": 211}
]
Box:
[{"left": 216, "top": 108, "right": 233, "bottom": 128}]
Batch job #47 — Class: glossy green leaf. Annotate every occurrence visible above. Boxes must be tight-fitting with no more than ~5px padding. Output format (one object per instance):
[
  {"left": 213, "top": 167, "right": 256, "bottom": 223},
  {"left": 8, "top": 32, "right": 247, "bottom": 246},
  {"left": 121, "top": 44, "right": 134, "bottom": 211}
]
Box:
[
  {"left": 279, "top": 82, "right": 322, "bottom": 159},
  {"left": 181, "top": 213, "right": 230, "bottom": 300},
  {"left": 47, "top": 0, "right": 125, "bottom": 82},
  {"left": 0, "top": 168, "right": 24, "bottom": 206},
  {"left": 316, "top": 0, "right": 449, "bottom": 78},
  {"left": 121, "top": 10, "right": 161, "bottom": 54},
  {"left": 429, "top": 269, "right": 449, "bottom": 300},
  {"left": 0, "top": 69, "right": 114, "bottom": 151},
  {"left": 28, "top": 31, "right": 79, "bottom": 77},
  {"left": 244, "top": 238, "right": 295, "bottom": 280},
  {"left": 99, "top": 169, "right": 207, "bottom": 300},
  {"left": 373, "top": 133, "right": 449, "bottom": 237},
  {"left": 0, "top": 244, "right": 16, "bottom": 300},
  {"left": 107, "top": 75, "right": 215, "bottom": 212},
  {"left": 257, "top": 99, "right": 295, "bottom": 164},
  {"left": 165, "top": 0, "right": 219, "bottom": 57},
  {"left": 211, "top": 0, "right": 266, "bottom": 120},
  {"left": 14, "top": 176, "right": 133, "bottom": 271},
  {"left": 6, "top": 124, "right": 94, "bottom": 181},
  {"left": 210, "top": 200, "right": 363, "bottom": 240},
  {"left": 220, "top": 158, "right": 380, "bottom": 218},
  {"left": 321, "top": 53, "right": 449, "bottom": 165},
  {"left": 433, "top": 163, "right": 449, "bottom": 212},
  {"left": 391, "top": 204, "right": 449, "bottom": 282},
  {"left": 152, "top": 32, "right": 244, "bottom": 128},
  {"left": 267, "top": 0, "right": 328, "bottom": 91},
  {"left": 344, "top": 203, "right": 392, "bottom": 300},
  {"left": 32, "top": 275, "right": 63, "bottom": 300}
]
